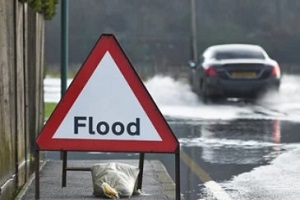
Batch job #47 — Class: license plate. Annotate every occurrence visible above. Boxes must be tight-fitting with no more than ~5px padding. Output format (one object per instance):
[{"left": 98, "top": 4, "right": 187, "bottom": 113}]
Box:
[{"left": 231, "top": 71, "right": 257, "bottom": 78}]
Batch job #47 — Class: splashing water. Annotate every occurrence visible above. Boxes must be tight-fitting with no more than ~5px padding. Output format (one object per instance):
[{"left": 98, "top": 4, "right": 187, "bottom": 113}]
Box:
[{"left": 44, "top": 74, "right": 300, "bottom": 121}]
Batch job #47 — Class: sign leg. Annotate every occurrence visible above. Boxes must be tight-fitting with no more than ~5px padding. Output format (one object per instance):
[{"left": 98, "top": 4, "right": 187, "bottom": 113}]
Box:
[
  {"left": 137, "top": 153, "right": 145, "bottom": 190},
  {"left": 35, "top": 148, "right": 40, "bottom": 199},
  {"left": 175, "top": 151, "right": 181, "bottom": 200},
  {"left": 62, "top": 151, "right": 67, "bottom": 187}
]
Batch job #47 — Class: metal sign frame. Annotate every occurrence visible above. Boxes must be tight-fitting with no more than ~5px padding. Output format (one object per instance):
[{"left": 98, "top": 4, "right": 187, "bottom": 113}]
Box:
[
  {"left": 35, "top": 34, "right": 180, "bottom": 199},
  {"left": 34, "top": 149, "right": 180, "bottom": 199}
]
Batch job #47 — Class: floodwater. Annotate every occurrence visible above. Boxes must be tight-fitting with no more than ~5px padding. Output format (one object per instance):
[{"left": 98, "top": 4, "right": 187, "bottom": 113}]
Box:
[
  {"left": 44, "top": 74, "right": 300, "bottom": 200},
  {"left": 45, "top": 74, "right": 300, "bottom": 121}
]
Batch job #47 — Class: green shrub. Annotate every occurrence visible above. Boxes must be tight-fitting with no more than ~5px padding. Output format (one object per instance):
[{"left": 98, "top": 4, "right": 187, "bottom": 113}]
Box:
[{"left": 19, "top": 0, "right": 58, "bottom": 20}]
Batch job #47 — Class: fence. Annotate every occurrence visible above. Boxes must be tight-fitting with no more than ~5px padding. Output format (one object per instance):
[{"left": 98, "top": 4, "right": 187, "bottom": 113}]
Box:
[{"left": 0, "top": 1, "right": 44, "bottom": 199}]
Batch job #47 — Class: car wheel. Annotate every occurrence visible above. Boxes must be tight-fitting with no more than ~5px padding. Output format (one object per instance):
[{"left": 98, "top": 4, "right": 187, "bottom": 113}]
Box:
[
  {"left": 199, "top": 81, "right": 211, "bottom": 103},
  {"left": 202, "top": 95, "right": 210, "bottom": 103},
  {"left": 198, "top": 79, "right": 203, "bottom": 94},
  {"left": 203, "top": 95, "right": 221, "bottom": 104}
]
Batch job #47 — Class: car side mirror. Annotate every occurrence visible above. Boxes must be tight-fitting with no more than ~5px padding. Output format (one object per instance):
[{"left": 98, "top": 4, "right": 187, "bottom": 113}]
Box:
[{"left": 188, "top": 60, "right": 196, "bottom": 68}]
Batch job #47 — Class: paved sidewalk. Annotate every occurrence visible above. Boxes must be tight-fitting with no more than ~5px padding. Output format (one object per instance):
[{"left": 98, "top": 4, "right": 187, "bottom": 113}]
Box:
[{"left": 16, "top": 160, "right": 176, "bottom": 200}]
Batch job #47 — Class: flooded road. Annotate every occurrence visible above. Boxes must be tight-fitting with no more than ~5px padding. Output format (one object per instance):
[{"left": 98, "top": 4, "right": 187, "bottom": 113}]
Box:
[
  {"left": 170, "top": 119, "right": 300, "bottom": 200},
  {"left": 44, "top": 74, "right": 300, "bottom": 200}
]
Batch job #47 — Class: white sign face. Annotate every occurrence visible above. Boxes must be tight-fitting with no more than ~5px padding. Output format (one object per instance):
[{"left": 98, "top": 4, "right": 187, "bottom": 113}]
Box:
[{"left": 53, "top": 52, "right": 162, "bottom": 141}]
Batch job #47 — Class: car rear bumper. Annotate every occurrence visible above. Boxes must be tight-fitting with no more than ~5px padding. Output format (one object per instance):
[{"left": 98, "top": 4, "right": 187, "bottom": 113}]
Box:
[{"left": 203, "top": 77, "right": 280, "bottom": 98}]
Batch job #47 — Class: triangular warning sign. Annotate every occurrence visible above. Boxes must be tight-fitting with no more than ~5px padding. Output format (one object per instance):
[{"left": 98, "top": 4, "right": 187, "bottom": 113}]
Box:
[{"left": 36, "top": 34, "right": 178, "bottom": 153}]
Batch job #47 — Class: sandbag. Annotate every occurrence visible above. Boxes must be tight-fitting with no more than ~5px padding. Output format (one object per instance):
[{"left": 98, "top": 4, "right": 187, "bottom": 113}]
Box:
[{"left": 91, "top": 162, "right": 140, "bottom": 198}]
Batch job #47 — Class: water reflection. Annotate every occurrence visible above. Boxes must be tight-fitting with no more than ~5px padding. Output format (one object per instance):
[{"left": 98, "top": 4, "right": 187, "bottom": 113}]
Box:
[
  {"left": 178, "top": 119, "right": 282, "bottom": 165},
  {"left": 173, "top": 119, "right": 286, "bottom": 200}
]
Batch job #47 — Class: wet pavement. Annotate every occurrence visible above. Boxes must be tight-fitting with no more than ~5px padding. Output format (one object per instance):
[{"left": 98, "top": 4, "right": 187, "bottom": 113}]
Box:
[{"left": 16, "top": 160, "right": 177, "bottom": 200}]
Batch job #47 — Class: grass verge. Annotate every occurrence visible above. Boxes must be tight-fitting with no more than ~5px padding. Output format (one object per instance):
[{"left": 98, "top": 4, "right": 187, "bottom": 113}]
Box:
[{"left": 45, "top": 102, "right": 57, "bottom": 119}]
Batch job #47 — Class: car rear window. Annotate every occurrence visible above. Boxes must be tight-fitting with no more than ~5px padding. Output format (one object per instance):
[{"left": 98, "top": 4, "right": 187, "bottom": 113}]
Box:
[{"left": 214, "top": 49, "right": 265, "bottom": 60}]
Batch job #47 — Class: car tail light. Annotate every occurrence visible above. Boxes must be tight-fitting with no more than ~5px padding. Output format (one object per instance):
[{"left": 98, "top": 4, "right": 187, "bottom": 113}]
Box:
[
  {"left": 271, "top": 64, "right": 281, "bottom": 78},
  {"left": 205, "top": 67, "right": 218, "bottom": 76}
]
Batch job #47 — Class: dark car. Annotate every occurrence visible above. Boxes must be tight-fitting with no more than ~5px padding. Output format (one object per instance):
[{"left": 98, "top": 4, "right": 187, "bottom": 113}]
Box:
[{"left": 188, "top": 44, "right": 281, "bottom": 101}]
